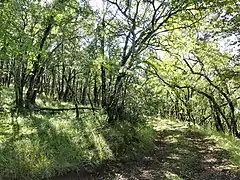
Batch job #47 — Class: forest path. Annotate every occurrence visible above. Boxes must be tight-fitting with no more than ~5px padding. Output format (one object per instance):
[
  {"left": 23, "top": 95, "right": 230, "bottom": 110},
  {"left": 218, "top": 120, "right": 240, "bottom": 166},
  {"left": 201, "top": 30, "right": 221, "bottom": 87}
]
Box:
[{"left": 51, "top": 119, "right": 240, "bottom": 180}]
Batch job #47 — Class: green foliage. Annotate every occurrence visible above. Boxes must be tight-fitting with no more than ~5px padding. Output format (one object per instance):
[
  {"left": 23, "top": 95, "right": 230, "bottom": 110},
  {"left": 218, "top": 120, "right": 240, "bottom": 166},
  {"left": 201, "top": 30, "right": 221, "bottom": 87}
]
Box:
[
  {"left": 0, "top": 89, "right": 156, "bottom": 179},
  {"left": 0, "top": 0, "right": 240, "bottom": 178},
  {"left": 104, "top": 121, "right": 156, "bottom": 158},
  {"left": 0, "top": 86, "right": 14, "bottom": 115},
  {"left": 192, "top": 125, "right": 240, "bottom": 165},
  {"left": 36, "top": 93, "right": 73, "bottom": 108},
  {"left": 151, "top": 118, "right": 240, "bottom": 167}
]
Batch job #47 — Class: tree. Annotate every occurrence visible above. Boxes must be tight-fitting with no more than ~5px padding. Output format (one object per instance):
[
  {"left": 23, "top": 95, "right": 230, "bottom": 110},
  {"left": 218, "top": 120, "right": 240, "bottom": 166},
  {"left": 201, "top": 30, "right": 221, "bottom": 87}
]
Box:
[{"left": 103, "top": 0, "right": 215, "bottom": 122}]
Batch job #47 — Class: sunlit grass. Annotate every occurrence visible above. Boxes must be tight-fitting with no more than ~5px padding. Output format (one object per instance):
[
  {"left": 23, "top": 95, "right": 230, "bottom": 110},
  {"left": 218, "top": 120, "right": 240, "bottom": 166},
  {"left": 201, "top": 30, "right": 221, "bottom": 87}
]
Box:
[
  {"left": 2, "top": 86, "right": 239, "bottom": 179},
  {"left": 36, "top": 93, "right": 73, "bottom": 108},
  {"left": 0, "top": 111, "right": 111, "bottom": 179},
  {"left": 202, "top": 131, "right": 240, "bottom": 165},
  {"left": 146, "top": 116, "right": 183, "bottom": 128},
  {"left": 164, "top": 171, "right": 181, "bottom": 180},
  {"left": 0, "top": 85, "right": 14, "bottom": 113},
  {"left": 0, "top": 106, "right": 156, "bottom": 179},
  {"left": 150, "top": 116, "right": 240, "bottom": 167}
]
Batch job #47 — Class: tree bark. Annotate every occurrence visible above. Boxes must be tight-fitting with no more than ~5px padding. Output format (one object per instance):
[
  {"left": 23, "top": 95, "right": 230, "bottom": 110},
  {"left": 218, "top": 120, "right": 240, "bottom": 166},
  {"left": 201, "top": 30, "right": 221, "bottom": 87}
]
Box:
[
  {"left": 25, "top": 16, "right": 54, "bottom": 108},
  {"left": 101, "top": 64, "right": 106, "bottom": 108}
]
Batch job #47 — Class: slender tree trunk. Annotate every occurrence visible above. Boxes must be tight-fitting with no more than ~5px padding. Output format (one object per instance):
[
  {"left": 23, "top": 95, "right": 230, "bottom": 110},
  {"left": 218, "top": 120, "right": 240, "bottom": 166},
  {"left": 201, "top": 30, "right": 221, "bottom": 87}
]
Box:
[
  {"left": 0, "top": 60, "right": 3, "bottom": 85},
  {"left": 211, "top": 102, "right": 224, "bottom": 132},
  {"left": 93, "top": 74, "right": 98, "bottom": 107},
  {"left": 51, "top": 67, "right": 56, "bottom": 97},
  {"left": 63, "top": 68, "right": 72, "bottom": 102},
  {"left": 101, "top": 64, "right": 106, "bottom": 108},
  {"left": 57, "top": 64, "right": 61, "bottom": 99},
  {"left": 14, "top": 61, "right": 25, "bottom": 110},
  {"left": 100, "top": 14, "right": 106, "bottom": 109},
  {"left": 107, "top": 72, "right": 126, "bottom": 123},
  {"left": 229, "top": 101, "right": 239, "bottom": 137},
  {"left": 59, "top": 62, "right": 65, "bottom": 100},
  {"left": 72, "top": 69, "right": 76, "bottom": 103},
  {"left": 81, "top": 72, "right": 90, "bottom": 105}
]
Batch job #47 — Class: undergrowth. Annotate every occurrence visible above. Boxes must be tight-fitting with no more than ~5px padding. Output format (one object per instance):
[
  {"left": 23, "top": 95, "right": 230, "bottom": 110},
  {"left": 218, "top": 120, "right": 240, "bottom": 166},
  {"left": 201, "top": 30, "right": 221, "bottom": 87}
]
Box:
[
  {"left": 1, "top": 87, "right": 239, "bottom": 179},
  {"left": 150, "top": 117, "right": 240, "bottom": 167},
  {"left": 0, "top": 110, "right": 156, "bottom": 180},
  {"left": 192, "top": 125, "right": 240, "bottom": 165},
  {"left": 0, "top": 87, "right": 157, "bottom": 179}
]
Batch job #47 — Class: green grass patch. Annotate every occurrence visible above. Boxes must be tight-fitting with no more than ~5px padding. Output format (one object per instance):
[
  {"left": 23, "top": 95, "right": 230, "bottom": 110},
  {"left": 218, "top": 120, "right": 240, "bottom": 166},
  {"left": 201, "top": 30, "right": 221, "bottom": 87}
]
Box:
[
  {"left": 0, "top": 110, "right": 156, "bottom": 179},
  {"left": 192, "top": 126, "right": 240, "bottom": 165},
  {"left": 0, "top": 87, "right": 157, "bottom": 179},
  {"left": 2, "top": 86, "right": 239, "bottom": 179},
  {"left": 36, "top": 93, "right": 73, "bottom": 108},
  {"left": 150, "top": 117, "right": 240, "bottom": 167},
  {"left": 0, "top": 85, "right": 14, "bottom": 113}
]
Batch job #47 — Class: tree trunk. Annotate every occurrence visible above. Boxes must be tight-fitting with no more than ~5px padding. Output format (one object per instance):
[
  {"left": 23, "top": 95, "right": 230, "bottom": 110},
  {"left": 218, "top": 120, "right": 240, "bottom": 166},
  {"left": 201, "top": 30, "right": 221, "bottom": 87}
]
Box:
[
  {"left": 25, "top": 62, "right": 44, "bottom": 108},
  {"left": 59, "top": 62, "right": 65, "bottom": 100},
  {"left": 63, "top": 68, "right": 72, "bottom": 102},
  {"left": 25, "top": 16, "right": 53, "bottom": 108},
  {"left": 101, "top": 64, "right": 106, "bottom": 108},
  {"left": 51, "top": 67, "right": 56, "bottom": 97},
  {"left": 94, "top": 74, "right": 99, "bottom": 107},
  {"left": 14, "top": 62, "right": 25, "bottom": 110},
  {"left": 81, "top": 73, "right": 90, "bottom": 105},
  {"left": 107, "top": 73, "right": 125, "bottom": 123}
]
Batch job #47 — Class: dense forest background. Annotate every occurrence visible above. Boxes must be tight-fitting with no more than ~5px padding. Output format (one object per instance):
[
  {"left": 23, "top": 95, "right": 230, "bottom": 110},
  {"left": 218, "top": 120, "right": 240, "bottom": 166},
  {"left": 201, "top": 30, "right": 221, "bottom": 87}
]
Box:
[{"left": 0, "top": 0, "right": 240, "bottom": 179}]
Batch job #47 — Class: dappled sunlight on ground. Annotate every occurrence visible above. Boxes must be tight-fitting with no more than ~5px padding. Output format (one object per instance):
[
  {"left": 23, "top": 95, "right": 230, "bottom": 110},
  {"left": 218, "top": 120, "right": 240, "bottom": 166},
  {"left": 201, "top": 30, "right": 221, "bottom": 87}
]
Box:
[
  {"left": 0, "top": 111, "right": 116, "bottom": 179},
  {"left": 51, "top": 118, "right": 240, "bottom": 180},
  {"left": 1, "top": 111, "right": 239, "bottom": 179}
]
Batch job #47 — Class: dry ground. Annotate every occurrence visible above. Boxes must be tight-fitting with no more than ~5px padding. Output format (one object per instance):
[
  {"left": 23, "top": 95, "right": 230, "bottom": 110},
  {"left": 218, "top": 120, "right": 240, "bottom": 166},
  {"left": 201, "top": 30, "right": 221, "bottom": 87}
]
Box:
[{"left": 50, "top": 120, "right": 240, "bottom": 180}]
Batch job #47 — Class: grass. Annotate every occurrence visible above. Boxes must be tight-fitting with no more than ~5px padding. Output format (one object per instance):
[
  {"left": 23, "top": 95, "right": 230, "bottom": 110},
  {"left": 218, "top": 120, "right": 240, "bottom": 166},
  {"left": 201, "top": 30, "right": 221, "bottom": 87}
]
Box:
[
  {"left": 0, "top": 110, "right": 157, "bottom": 179},
  {"left": 65, "top": 117, "right": 239, "bottom": 179},
  {"left": 0, "top": 86, "right": 157, "bottom": 179},
  {"left": 149, "top": 116, "right": 240, "bottom": 167},
  {"left": 36, "top": 93, "right": 74, "bottom": 109},
  {"left": 0, "top": 87, "right": 239, "bottom": 179},
  {"left": 192, "top": 125, "right": 240, "bottom": 165},
  {"left": 0, "top": 114, "right": 239, "bottom": 179}
]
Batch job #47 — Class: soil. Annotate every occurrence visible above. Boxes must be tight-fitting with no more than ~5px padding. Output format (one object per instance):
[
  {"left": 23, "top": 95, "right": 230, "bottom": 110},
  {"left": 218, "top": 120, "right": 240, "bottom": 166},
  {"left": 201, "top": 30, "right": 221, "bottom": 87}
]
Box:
[{"left": 50, "top": 122, "right": 240, "bottom": 180}]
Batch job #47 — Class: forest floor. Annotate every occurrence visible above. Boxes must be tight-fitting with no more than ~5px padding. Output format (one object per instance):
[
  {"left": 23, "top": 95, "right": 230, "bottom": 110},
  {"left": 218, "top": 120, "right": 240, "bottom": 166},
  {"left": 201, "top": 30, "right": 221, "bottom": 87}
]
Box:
[
  {"left": 51, "top": 119, "right": 240, "bottom": 180},
  {"left": 1, "top": 88, "right": 239, "bottom": 179}
]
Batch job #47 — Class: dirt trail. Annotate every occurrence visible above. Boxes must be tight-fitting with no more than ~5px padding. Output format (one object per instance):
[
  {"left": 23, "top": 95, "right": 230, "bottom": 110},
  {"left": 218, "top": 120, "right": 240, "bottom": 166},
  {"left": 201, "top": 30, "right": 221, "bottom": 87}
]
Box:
[{"left": 50, "top": 120, "right": 240, "bottom": 180}]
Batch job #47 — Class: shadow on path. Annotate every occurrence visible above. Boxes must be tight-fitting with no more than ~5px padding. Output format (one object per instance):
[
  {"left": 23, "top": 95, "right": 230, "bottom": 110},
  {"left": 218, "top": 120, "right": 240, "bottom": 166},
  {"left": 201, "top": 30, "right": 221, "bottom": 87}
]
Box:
[{"left": 51, "top": 121, "right": 240, "bottom": 180}]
